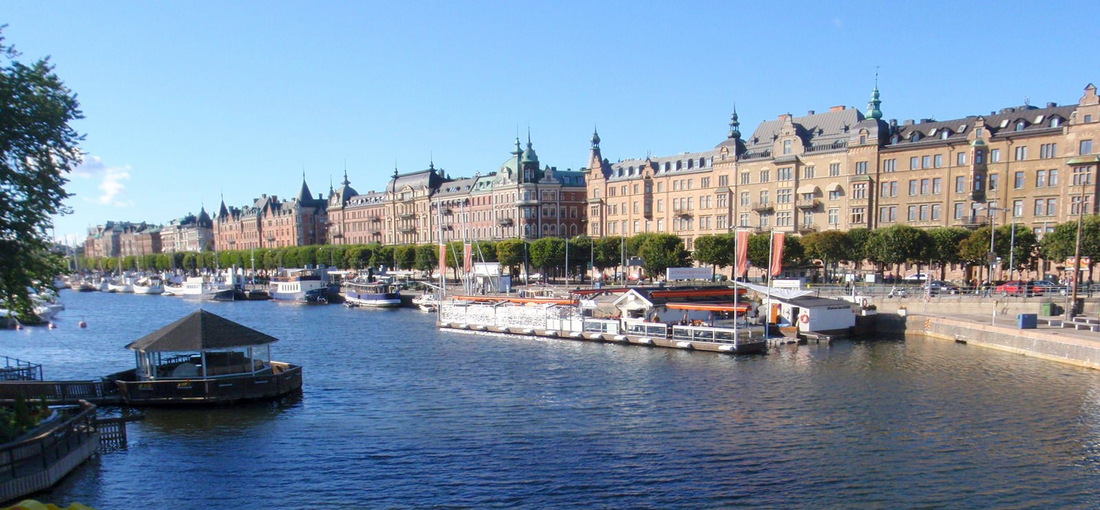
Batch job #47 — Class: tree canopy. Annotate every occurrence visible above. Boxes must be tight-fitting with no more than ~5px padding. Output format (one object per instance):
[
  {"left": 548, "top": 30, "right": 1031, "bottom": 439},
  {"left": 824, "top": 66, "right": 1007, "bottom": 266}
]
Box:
[{"left": 0, "top": 32, "right": 83, "bottom": 320}]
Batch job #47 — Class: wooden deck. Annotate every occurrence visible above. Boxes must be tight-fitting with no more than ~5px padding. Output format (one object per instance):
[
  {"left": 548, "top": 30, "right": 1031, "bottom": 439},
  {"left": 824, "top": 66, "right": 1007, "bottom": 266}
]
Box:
[{"left": 0, "top": 401, "right": 99, "bottom": 505}]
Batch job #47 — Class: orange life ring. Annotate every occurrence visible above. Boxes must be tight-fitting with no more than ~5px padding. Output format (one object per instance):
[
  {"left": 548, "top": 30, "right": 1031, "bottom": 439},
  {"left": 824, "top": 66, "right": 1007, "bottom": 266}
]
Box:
[{"left": 799, "top": 314, "right": 809, "bottom": 324}]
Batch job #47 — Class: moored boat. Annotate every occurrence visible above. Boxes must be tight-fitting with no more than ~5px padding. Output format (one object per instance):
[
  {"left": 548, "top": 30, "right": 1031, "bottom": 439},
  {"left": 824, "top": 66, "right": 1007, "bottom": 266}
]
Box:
[
  {"left": 270, "top": 269, "right": 328, "bottom": 304},
  {"left": 133, "top": 276, "right": 165, "bottom": 295},
  {"left": 343, "top": 281, "right": 402, "bottom": 308},
  {"left": 412, "top": 292, "right": 439, "bottom": 312}
]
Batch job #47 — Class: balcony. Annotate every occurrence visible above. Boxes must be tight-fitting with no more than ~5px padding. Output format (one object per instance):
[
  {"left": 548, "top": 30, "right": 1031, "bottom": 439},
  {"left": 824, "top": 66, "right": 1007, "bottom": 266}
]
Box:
[
  {"left": 370, "top": 216, "right": 381, "bottom": 223},
  {"left": 498, "top": 218, "right": 514, "bottom": 227},
  {"left": 517, "top": 198, "right": 538, "bottom": 207},
  {"left": 673, "top": 208, "right": 693, "bottom": 218},
  {"left": 399, "top": 226, "right": 416, "bottom": 234},
  {"left": 751, "top": 202, "right": 774, "bottom": 213},
  {"left": 798, "top": 224, "right": 819, "bottom": 234},
  {"left": 959, "top": 215, "right": 990, "bottom": 230},
  {"left": 796, "top": 198, "right": 822, "bottom": 210},
  {"left": 398, "top": 212, "right": 416, "bottom": 220},
  {"left": 370, "top": 229, "right": 382, "bottom": 236}
]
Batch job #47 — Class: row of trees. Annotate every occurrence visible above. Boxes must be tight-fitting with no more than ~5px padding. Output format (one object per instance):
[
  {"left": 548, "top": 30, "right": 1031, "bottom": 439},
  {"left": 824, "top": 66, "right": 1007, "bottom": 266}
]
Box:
[{"left": 79, "top": 216, "right": 1100, "bottom": 283}]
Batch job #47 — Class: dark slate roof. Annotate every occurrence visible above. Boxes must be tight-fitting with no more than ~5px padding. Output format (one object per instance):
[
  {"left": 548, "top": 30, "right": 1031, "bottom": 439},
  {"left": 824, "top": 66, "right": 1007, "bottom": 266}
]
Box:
[
  {"left": 126, "top": 310, "right": 279, "bottom": 352},
  {"left": 887, "top": 104, "right": 1076, "bottom": 148},
  {"left": 744, "top": 108, "right": 863, "bottom": 152},
  {"left": 387, "top": 168, "right": 445, "bottom": 193},
  {"left": 606, "top": 149, "right": 718, "bottom": 182}
]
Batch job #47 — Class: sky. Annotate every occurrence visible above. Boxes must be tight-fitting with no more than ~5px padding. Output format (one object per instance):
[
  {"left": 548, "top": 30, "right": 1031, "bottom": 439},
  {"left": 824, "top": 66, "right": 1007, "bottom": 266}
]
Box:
[{"left": 6, "top": 1, "right": 1100, "bottom": 244}]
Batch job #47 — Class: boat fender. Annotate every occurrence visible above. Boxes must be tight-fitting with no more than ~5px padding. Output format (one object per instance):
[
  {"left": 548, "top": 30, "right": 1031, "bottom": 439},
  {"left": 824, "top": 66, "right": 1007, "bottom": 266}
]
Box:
[
  {"left": 860, "top": 298, "right": 868, "bottom": 308},
  {"left": 799, "top": 314, "right": 809, "bottom": 324}
]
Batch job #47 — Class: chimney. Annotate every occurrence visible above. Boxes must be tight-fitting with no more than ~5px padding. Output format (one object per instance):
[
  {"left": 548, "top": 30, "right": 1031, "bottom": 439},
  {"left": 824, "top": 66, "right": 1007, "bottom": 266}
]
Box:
[
  {"left": 1047, "top": 102, "right": 1057, "bottom": 108},
  {"left": 920, "top": 118, "right": 934, "bottom": 124},
  {"left": 903, "top": 119, "right": 915, "bottom": 126},
  {"left": 807, "top": 110, "right": 815, "bottom": 115},
  {"left": 830, "top": 105, "right": 846, "bottom": 112}
]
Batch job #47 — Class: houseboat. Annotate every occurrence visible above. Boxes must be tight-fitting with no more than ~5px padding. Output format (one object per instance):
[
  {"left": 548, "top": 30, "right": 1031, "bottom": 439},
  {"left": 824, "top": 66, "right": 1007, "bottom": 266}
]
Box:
[
  {"left": 107, "top": 309, "right": 303, "bottom": 405},
  {"left": 270, "top": 268, "right": 328, "bottom": 304},
  {"left": 343, "top": 281, "right": 402, "bottom": 308}
]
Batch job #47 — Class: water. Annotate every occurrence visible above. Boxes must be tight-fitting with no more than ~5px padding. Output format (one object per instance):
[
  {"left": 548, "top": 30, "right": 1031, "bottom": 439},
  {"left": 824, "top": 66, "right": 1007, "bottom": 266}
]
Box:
[{"left": 3, "top": 291, "right": 1100, "bottom": 508}]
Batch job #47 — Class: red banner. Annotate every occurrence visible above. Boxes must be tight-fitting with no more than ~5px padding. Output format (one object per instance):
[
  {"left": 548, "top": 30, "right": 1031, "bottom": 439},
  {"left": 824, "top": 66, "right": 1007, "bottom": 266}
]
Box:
[
  {"left": 735, "top": 230, "right": 750, "bottom": 277},
  {"left": 770, "top": 232, "right": 786, "bottom": 277},
  {"left": 463, "top": 243, "right": 473, "bottom": 273}
]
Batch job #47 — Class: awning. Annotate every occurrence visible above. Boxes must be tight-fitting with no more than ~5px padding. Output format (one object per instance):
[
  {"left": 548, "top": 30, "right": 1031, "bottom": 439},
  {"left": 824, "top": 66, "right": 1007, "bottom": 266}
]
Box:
[
  {"left": 796, "top": 184, "right": 819, "bottom": 194},
  {"left": 666, "top": 303, "right": 753, "bottom": 313},
  {"left": 826, "top": 182, "right": 842, "bottom": 192}
]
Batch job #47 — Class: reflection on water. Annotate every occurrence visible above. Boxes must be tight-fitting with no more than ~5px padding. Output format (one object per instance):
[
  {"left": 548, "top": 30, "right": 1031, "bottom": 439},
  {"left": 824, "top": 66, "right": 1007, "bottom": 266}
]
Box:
[{"left": 2, "top": 291, "right": 1100, "bottom": 507}]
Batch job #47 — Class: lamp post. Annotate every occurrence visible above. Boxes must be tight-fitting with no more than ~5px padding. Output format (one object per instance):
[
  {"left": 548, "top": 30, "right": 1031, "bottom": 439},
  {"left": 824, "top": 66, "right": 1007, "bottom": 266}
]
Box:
[
  {"left": 984, "top": 203, "right": 1006, "bottom": 289},
  {"left": 1065, "top": 156, "right": 1098, "bottom": 320}
]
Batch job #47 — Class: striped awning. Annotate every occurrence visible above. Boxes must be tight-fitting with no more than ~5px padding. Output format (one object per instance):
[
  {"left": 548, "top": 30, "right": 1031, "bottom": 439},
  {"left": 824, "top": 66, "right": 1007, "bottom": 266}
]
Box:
[
  {"left": 826, "top": 182, "right": 842, "bottom": 192},
  {"left": 797, "top": 184, "right": 819, "bottom": 194}
]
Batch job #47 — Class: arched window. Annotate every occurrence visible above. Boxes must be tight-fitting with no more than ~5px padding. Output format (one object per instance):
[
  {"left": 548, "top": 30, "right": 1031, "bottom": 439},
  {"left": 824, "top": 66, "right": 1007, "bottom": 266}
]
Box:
[{"left": 1016, "top": 121, "right": 1026, "bottom": 131}]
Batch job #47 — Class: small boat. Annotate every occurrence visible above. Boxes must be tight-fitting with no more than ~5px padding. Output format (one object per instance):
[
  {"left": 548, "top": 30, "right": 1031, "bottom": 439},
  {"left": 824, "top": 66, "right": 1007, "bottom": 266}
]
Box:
[
  {"left": 343, "top": 281, "right": 402, "bottom": 308},
  {"left": 107, "top": 277, "right": 134, "bottom": 293},
  {"left": 412, "top": 293, "right": 439, "bottom": 312},
  {"left": 133, "top": 276, "right": 165, "bottom": 295},
  {"left": 165, "top": 276, "right": 234, "bottom": 301}
]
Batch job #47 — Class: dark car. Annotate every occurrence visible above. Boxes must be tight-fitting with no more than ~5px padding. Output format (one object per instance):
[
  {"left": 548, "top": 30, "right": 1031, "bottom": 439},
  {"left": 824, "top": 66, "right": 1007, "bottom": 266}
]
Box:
[
  {"left": 1032, "top": 280, "right": 1067, "bottom": 295},
  {"left": 924, "top": 280, "right": 960, "bottom": 295}
]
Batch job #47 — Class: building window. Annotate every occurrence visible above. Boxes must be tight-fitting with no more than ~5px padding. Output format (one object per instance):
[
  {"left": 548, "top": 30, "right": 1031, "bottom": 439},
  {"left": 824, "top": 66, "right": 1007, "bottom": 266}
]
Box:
[
  {"left": 828, "top": 208, "right": 839, "bottom": 225},
  {"left": 759, "top": 190, "right": 770, "bottom": 204},
  {"left": 717, "top": 194, "right": 728, "bottom": 208},
  {"left": 718, "top": 175, "right": 729, "bottom": 186},
  {"left": 919, "top": 205, "right": 930, "bottom": 221},
  {"left": 1036, "top": 170, "right": 1047, "bottom": 188},
  {"left": 910, "top": 156, "right": 919, "bottom": 170},
  {"left": 777, "top": 189, "right": 792, "bottom": 204},
  {"left": 932, "top": 178, "right": 942, "bottom": 194},
  {"left": 1050, "top": 169, "right": 1059, "bottom": 186},
  {"left": 717, "top": 215, "right": 727, "bottom": 229},
  {"left": 1073, "top": 166, "right": 1093, "bottom": 186},
  {"left": 776, "top": 212, "right": 792, "bottom": 227},
  {"left": 1014, "top": 171, "right": 1025, "bottom": 189},
  {"left": 850, "top": 207, "right": 865, "bottom": 225},
  {"left": 1082, "top": 140, "right": 1094, "bottom": 155},
  {"left": 957, "top": 152, "right": 967, "bottom": 166},
  {"left": 883, "top": 159, "right": 896, "bottom": 173},
  {"left": 1014, "top": 146, "right": 1028, "bottom": 161},
  {"left": 1034, "top": 199, "right": 1045, "bottom": 216},
  {"left": 1072, "top": 195, "right": 1092, "bottom": 215},
  {"left": 989, "top": 173, "right": 999, "bottom": 191},
  {"left": 909, "top": 180, "right": 918, "bottom": 196},
  {"left": 740, "top": 192, "right": 749, "bottom": 206},
  {"left": 855, "top": 161, "right": 868, "bottom": 175},
  {"left": 1013, "top": 200, "right": 1023, "bottom": 217},
  {"left": 955, "top": 176, "right": 965, "bottom": 193},
  {"left": 922, "top": 155, "right": 931, "bottom": 169},
  {"left": 920, "top": 178, "right": 930, "bottom": 195},
  {"left": 739, "top": 214, "right": 749, "bottom": 227},
  {"left": 777, "top": 167, "right": 793, "bottom": 181},
  {"left": 783, "top": 139, "right": 792, "bottom": 155},
  {"left": 931, "top": 204, "right": 941, "bottom": 221},
  {"left": 701, "top": 177, "right": 711, "bottom": 188},
  {"left": 1040, "top": 143, "right": 1057, "bottom": 159},
  {"left": 741, "top": 172, "right": 750, "bottom": 184},
  {"left": 852, "top": 183, "right": 867, "bottom": 199},
  {"left": 1047, "top": 198, "right": 1057, "bottom": 216},
  {"left": 933, "top": 154, "right": 943, "bottom": 168},
  {"left": 760, "top": 170, "right": 770, "bottom": 183},
  {"left": 829, "top": 163, "right": 841, "bottom": 176},
  {"left": 989, "top": 149, "right": 999, "bottom": 162},
  {"left": 829, "top": 190, "right": 842, "bottom": 201},
  {"left": 976, "top": 150, "right": 985, "bottom": 164},
  {"left": 908, "top": 205, "right": 917, "bottom": 222},
  {"left": 954, "top": 202, "right": 964, "bottom": 220},
  {"left": 802, "top": 166, "right": 815, "bottom": 179}
]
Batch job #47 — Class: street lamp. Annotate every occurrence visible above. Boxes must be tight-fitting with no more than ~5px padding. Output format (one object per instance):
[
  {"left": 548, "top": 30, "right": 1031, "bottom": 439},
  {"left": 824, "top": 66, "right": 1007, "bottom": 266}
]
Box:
[
  {"left": 984, "top": 203, "right": 1006, "bottom": 288},
  {"left": 1065, "top": 156, "right": 1098, "bottom": 320}
]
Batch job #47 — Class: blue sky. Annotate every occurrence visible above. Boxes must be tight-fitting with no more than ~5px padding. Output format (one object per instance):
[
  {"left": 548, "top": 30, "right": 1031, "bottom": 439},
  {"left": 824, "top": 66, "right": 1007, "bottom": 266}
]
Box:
[{"left": 6, "top": 1, "right": 1099, "bottom": 244}]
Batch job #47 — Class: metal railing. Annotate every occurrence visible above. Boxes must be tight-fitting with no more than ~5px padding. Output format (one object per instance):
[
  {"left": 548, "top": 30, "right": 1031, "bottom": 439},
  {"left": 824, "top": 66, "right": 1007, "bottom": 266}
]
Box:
[{"left": 0, "top": 358, "right": 42, "bottom": 382}]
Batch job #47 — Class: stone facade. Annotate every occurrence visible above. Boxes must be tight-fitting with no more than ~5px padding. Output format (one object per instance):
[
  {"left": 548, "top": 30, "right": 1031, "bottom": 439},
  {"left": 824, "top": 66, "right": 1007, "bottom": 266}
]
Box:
[{"left": 213, "top": 178, "right": 328, "bottom": 251}]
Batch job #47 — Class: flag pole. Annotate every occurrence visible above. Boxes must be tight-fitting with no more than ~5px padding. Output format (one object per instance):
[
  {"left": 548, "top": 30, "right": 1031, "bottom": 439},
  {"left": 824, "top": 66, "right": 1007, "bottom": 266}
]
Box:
[{"left": 766, "top": 229, "right": 774, "bottom": 339}]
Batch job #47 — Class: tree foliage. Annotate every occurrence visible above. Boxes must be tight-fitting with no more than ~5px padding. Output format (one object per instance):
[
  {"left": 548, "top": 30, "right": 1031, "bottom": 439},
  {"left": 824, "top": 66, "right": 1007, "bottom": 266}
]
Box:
[
  {"left": 0, "top": 32, "right": 83, "bottom": 319},
  {"left": 634, "top": 233, "right": 690, "bottom": 277},
  {"left": 692, "top": 234, "right": 735, "bottom": 268},
  {"left": 530, "top": 237, "right": 565, "bottom": 276}
]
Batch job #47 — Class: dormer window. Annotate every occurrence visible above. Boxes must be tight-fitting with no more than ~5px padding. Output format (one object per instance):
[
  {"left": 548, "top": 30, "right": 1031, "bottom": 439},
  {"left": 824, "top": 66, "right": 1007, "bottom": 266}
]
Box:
[
  {"left": 1016, "top": 121, "right": 1026, "bottom": 131},
  {"left": 1051, "top": 117, "right": 1061, "bottom": 127},
  {"left": 911, "top": 132, "right": 921, "bottom": 142},
  {"left": 891, "top": 135, "right": 899, "bottom": 144},
  {"left": 941, "top": 130, "right": 950, "bottom": 140}
]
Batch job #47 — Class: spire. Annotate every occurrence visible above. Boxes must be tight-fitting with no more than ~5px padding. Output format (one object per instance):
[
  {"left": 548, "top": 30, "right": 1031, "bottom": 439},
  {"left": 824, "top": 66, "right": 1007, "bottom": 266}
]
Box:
[
  {"left": 728, "top": 104, "right": 741, "bottom": 139},
  {"left": 218, "top": 193, "right": 229, "bottom": 219},
  {"left": 867, "top": 71, "right": 883, "bottom": 120},
  {"left": 591, "top": 126, "right": 601, "bottom": 148},
  {"left": 513, "top": 137, "right": 523, "bottom": 156}
]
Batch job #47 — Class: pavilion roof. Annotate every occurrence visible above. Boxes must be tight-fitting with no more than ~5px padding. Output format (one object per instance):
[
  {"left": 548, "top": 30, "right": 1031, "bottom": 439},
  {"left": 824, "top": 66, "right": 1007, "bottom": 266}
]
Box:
[{"left": 126, "top": 309, "right": 279, "bottom": 352}]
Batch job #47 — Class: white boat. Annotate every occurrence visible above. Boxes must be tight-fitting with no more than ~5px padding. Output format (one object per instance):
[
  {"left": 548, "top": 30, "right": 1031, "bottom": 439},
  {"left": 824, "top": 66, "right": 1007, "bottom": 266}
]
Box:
[
  {"left": 412, "top": 293, "right": 439, "bottom": 312},
  {"left": 133, "top": 276, "right": 165, "bottom": 295},
  {"left": 165, "top": 276, "right": 234, "bottom": 301},
  {"left": 107, "top": 277, "right": 134, "bottom": 293},
  {"left": 343, "top": 281, "right": 402, "bottom": 308},
  {"left": 270, "top": 269, "right": 329, "bottom": 304}
]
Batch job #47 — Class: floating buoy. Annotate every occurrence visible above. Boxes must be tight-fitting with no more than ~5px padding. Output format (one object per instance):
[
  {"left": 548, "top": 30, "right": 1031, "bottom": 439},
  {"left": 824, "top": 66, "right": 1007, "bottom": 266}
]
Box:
[
  {"left": 48, "top": 322, "right": 57, "bottom": 329},
  {"left": 78, "top": 320, "right": 87, "bottom": 329},
  {"left": 14, "top": 323, "right": 23, "bottom": 330}
]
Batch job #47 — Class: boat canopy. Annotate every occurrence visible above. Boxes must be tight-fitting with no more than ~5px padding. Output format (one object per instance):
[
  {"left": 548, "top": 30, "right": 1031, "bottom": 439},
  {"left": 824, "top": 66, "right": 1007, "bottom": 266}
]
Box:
[{"left": 665, "top": 303, "right": 752, "bottom": 313}]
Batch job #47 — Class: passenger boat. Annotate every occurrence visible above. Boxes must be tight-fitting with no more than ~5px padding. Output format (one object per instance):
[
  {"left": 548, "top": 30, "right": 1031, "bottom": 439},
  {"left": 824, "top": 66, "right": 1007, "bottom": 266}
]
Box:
[
  {"left": 343, "top": 281, "right": 402, "bottom": 308},
  {"left": 165, "top": 276, "right": 234, "bottom": 301},
  {"left": 270, "top": 269, "right": 328, "bottom": 304}
]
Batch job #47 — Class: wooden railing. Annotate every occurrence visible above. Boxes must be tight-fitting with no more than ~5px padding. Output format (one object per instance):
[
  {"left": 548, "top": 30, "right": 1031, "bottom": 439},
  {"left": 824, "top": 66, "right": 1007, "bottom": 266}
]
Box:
[
  {"left": 0, "top": 357, "right": 42, "bottom": 382},
  {"left": 0, "top": 401, "right": 98, "bottom": 496},
  {"left": 0, "top": 381, "right": 117, "bottom": 405}
]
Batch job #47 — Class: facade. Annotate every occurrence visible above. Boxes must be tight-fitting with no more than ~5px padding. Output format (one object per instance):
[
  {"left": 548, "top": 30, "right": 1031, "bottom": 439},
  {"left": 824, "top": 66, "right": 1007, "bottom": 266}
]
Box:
[
  {"left": 85, "top": 221, "right": 163, "bottom": 258},
  {"left": 326, "top": 137, "right": 587, "bottom": 246},
  {"left": 160, "top": 209, "right": 214, "bottom": 253},
  {"left": 118, "top": 223, "right": 162, "bottom": 258},
  {"left": 214, "top": 178, "right": 328, "bottom": 251},
  {"left": 586, "top": 83, "right": 1100, "bottom": 256}
]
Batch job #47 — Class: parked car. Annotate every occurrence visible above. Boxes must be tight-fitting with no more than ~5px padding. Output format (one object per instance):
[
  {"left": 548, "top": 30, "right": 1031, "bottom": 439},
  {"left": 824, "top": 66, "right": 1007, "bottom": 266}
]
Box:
[
  {"left": 924, "top": 280, "right": 960, "bottom": 295},
  {"left": 1031, "top": 280, "right": 1067, "bottom": 295},
  {"left": 903, "top": 273, "right": 929, "bottom": 282},
  {"left": 995, "top": 280, "right": 1041, "bottom": 296}
]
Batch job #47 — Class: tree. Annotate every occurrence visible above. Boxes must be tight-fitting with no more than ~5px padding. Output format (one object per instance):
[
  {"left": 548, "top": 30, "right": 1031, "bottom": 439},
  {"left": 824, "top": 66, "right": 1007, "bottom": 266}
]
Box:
[
  {"left": 0, "top": 32, "right": 84, "bottom": 320},
  {"left": 635, "top": 233, "right": 690, "bottom": 278},
  {"left": 801, "top": 230, "right": 853, "bottom": 282},
  {"left": 692, "top": 234, "right": 735, "bottom": 269},
  {"left": 846, "top": 227, "right": 873, "bottom": 267},
  {"left": 529, "top": 237, "right": 565, "bottom": 278},
  {"left": 864, "top": 224, "right": 930, "bottom": 277},
  {"left": 394, "top": 245, "right": 416, "bottom": 270},
  {"left": 566, "top": 236, "right": 593, "bottom": 280},
  {"left": 414, "top": 244, "right": 438, "bottom": 277},
  {"left": 495, "top": 239, "right": 525, "bottom": 276},
  {"left": 746, "top": 233, "right": 803, "bottom": 276},
  {"left": 593, "top": 236, "right": 623, "bottom": 272},
  {"left": 927, "top": 227, "right": 971, "bottom": 280},
  {"left": 1041, "top": 215, "right": 1100, "bottom": 278}
]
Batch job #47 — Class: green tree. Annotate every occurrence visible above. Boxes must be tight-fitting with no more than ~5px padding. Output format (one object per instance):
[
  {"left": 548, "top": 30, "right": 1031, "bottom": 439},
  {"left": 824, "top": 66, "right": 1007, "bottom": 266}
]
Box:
[
  {"left": 747, "top": 233, "right": 803, "bottom": 275},
  {"left": 566, "top": 235, "right": 593, "bottom": 279},
  {"left": 394, "top": 245, "right": 416, "bottom": 270},
  {"left": 846, "top": 227, "right": 873, "bottom": 267},
  {"left": 0, "top": 32, "right": 83, "bottom": 319},
  {"left": 1041, "top": 215, "right": 1100, "bottom": 278},
  {"left": 864, "top": 224, "right": 930, "bottom": 277},
  {"left": 801, "top": 230, "right": 853, "bottom": 282},
  {"left": 530, "top": 237, "right": 566, "bottom": 278},
  {"left": 635, "top": 233, "right": 690, "bottom": 278},
  {"left": 692, "top": 234, "right": 735, "bottom": 269},
  {"left": 927, "top": 227, "right": 971, "bottom": 280},
  {"left": 495, "top": 239, "right": 525, "bottom": 276},
  {"left": 369, "top": 244, "right": 392, "bottom": 270},
  {"left": 593, "top": 236, "right": 623, "bottom": 271},
  {"left": 414, "top": 244, "right": 438, "bottom": 277}
]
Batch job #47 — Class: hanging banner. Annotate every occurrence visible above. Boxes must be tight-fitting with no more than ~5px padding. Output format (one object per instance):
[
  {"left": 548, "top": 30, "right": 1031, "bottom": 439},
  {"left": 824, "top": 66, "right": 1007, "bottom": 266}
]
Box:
[
  {"left": 439, "top": 244, "right": 447, "bottom": 276},
  {"left": 770, "top": 232, "right": 786, "bottom": 277},
  {"left": 463, "top": 243, "right": 473, "bottom": 273},
  {"left": 735, "top": 230, "right": 750, "bottom": 277}
]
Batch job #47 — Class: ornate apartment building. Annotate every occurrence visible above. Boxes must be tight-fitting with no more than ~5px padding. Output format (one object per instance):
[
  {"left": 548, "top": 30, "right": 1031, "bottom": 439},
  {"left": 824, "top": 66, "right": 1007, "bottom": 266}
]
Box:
[
  {"left": 213, "top": 177, "right": 329, "bottom": 251},
  {"left": 160, "top": 209, "right": 214, "bottom": 253},
  {"left": 586, "top": 83, "right": 1100, "bottom": 249},
  {"left": 326, "top": 137, "right": 587, "bottom": 246}
]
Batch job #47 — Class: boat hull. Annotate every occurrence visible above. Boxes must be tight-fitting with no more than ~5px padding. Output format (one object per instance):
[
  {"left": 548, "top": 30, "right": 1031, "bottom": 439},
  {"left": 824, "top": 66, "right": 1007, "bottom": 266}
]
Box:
[{"left": 110, "top": 363, "right": 303, "bottom": 405}]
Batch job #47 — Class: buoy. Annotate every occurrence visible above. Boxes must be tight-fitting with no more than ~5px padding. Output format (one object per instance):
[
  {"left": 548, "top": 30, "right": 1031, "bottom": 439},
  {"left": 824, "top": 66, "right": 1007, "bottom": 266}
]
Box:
[
  {"left": 48, "top": 322, "right": 57, "bottom": 329},
  {"left": 14, "top": 323, "right": 23, "bottom": 330},
  {"left": 800, "top": 314, "right": 809, "bottom": 324},
  {"left": 78, "top": 320, "right": 87, "bottom": 329}
]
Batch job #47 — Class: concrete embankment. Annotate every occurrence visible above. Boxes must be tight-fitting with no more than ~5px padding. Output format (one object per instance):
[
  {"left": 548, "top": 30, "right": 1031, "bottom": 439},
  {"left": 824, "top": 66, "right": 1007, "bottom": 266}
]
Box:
[{"left": 879, "top": 312, "right": 1100, "bottom": 370}]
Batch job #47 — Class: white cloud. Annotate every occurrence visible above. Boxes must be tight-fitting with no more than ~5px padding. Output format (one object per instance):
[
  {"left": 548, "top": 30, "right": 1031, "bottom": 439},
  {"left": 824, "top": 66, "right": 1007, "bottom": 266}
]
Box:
[{"left": 73, "top": 155, "right": 133, "bottom": 206}]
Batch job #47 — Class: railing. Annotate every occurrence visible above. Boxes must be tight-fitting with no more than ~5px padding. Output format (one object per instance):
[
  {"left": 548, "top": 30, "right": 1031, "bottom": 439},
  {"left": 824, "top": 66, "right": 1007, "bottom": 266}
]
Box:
[
  {"left": 0, "top": 357, "right": 42, "bottom": 382},
  {"left": 623, "top": 321, "right": 670, "bottom": 338},
  {"left": 582, "top": 319, "right": 619, "bottom": 335},
  {"left": 804, "top": 140, "right": 848, "bottom": 153},
  {"left": 0, "top": 380, "right": 117, "bottom": 404},
  {"left": 751, "top": 202, "right": 774, "bottom": 212},
  {"left": 0, "top": 401, "right": 98, "bottom": 492},
  {"left": 671, "top": 325, "right": 762, "bottom": 345},
  {"left": 796, "top": 198, "right": 821, "bottom": 210},
  {"left": 740, "top": 150, "right": 772, "bottom": 161}
]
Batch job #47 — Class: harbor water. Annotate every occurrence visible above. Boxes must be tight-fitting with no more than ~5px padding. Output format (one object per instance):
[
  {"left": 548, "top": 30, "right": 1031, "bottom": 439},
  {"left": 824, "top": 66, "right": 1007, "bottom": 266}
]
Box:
[{"left": 3, "top": 290, "right": 1100, "bottom": 508}]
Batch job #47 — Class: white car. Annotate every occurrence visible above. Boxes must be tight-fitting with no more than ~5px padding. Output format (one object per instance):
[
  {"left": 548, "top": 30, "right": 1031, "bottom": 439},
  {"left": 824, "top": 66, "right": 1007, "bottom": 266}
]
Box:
[{"left": 903, "top": 273, "right": 929, "bottom": 282}]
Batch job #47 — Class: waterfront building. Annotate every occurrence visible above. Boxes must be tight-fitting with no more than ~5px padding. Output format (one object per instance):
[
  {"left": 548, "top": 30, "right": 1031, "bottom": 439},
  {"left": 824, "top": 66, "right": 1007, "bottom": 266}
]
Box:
[
  {"left": 585, "top": 83, "right": 1100, "bottom": 262},
  {"left": 118, "top": 223, "right": 162, "bottom": 258},
  {"left": 85, "top": 221, "right": 164, "bottom": 258},
  {"left": 160, "top": 208, "right": 214, "bottom": 253},
  {"left": 326, "top": 136, "right": 586, "bottom": 246},
  {"left": 213, "top": 177, "right": 328, "bottom": 251}
]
